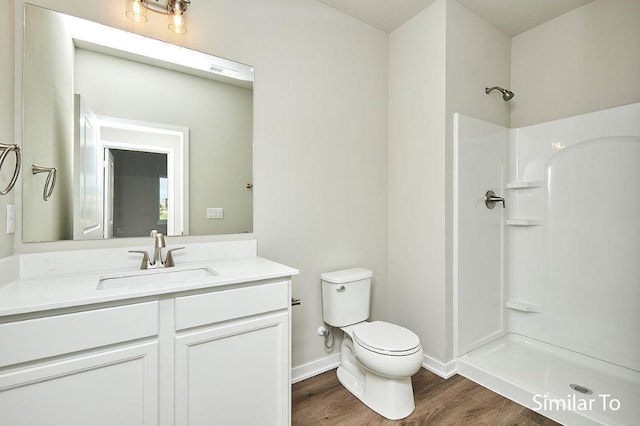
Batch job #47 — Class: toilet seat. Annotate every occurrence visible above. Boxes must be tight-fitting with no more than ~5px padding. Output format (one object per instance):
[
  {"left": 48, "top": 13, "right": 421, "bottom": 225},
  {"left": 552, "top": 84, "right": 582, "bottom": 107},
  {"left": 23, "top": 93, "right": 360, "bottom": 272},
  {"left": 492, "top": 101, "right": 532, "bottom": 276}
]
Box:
[{"left": 353, "top": 321, "right": 421, "bottom": 356}]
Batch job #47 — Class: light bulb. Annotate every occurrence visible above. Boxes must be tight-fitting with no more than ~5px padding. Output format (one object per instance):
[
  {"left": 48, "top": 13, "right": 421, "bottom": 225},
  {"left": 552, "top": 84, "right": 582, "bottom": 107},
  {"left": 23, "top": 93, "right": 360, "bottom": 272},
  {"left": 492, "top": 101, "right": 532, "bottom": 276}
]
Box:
[
  {"left": 126, "top": 0, "right": 148, "bottom": 23},
  {"left": 168, "top": 11, "right": 187, "bottom": 34}
]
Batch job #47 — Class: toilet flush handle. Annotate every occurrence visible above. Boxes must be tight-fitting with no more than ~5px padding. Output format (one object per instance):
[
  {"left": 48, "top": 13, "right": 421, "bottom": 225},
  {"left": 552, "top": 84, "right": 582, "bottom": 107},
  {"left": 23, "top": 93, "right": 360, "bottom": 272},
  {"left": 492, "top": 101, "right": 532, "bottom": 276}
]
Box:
[{"left": 337, "top": 285, "right": 346, "bottom": 292}]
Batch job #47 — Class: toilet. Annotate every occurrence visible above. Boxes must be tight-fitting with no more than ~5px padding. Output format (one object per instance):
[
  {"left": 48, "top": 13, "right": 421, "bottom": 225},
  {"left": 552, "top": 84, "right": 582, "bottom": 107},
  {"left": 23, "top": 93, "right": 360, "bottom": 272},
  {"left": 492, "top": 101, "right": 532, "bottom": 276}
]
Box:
[{"left": 321, "top": 268, "right": 424, "bottom": 420}]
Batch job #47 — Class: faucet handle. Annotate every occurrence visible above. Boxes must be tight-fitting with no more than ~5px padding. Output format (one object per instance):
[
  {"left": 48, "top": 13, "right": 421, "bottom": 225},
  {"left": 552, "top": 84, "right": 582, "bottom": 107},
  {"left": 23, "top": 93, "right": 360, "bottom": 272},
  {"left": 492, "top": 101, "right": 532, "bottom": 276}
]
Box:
[
  {"left": 129, "top": 250, "right": 150, "bottom": 270},
  {"left": 164, "top": 247, "right": 185, "bottom": 268},
  {"left": 485, "top": 190, "right": 506, "bottom": 209}
]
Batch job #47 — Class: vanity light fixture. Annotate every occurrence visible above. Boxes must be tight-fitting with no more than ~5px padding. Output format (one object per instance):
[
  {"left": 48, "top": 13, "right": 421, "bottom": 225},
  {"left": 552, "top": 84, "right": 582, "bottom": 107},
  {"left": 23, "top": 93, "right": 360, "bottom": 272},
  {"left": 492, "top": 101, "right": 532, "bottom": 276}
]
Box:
[{"left": 126, "top": 0, "right": 191, "bottom": 34}]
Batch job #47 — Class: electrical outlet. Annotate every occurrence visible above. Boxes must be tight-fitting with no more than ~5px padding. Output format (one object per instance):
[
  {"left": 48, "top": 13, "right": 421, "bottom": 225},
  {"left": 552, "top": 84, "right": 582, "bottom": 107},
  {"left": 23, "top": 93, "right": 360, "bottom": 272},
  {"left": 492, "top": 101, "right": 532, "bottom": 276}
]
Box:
[
  {"left": 206, "top": 207, "right": 224, "bottom": 219},
  {"left": 6, "top": 204, "right": 15, "bottom": 234}
]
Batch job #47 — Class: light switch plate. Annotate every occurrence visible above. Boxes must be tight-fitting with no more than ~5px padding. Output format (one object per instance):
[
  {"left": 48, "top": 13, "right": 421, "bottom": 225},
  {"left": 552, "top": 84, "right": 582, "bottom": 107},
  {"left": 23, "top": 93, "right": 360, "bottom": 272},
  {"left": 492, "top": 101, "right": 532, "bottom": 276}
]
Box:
[
  {"left": 206, "top": 207, "right": 223, "bottom": 219},
  {"left": 6, "top": 204, "right": 15, "bottom": 234}
]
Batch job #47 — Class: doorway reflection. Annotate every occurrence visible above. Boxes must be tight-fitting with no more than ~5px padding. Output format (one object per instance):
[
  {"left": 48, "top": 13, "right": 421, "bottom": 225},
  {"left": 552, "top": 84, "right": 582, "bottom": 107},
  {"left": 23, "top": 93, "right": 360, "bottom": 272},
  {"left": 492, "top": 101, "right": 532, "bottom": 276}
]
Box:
[{"left": 110, "top": 150, "right": 168, "bottom": 238}]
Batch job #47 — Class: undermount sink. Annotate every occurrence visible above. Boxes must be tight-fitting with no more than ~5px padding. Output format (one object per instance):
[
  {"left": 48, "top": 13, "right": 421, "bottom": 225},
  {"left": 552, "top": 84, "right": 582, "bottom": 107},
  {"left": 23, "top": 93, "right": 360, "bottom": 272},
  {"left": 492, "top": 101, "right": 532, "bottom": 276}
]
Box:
[{"left": 97, "top": 267, "right": 218, "bottom": 290}]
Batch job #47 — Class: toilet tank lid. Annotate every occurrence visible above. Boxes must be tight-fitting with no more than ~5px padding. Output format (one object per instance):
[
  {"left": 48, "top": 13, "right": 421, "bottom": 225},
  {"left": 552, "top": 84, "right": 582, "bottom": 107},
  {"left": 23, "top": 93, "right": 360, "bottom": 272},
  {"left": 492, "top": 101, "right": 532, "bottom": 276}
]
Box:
[{"left": 321, "top": 267, "right": 372, "bottom": 284}]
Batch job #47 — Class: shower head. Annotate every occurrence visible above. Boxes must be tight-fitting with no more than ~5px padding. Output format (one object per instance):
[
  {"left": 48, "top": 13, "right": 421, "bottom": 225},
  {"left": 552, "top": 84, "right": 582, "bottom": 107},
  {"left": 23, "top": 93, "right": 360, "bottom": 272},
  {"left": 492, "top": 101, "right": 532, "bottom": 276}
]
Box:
[{"left": 485, "top": 86, "right": 515, "bottom": 101}]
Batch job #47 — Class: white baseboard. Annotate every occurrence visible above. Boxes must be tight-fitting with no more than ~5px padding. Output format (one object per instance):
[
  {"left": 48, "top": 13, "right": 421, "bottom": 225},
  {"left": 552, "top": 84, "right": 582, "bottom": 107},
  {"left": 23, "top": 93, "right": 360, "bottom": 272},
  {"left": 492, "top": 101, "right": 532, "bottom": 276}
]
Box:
[
  {"left": 291, "top": 353, "right": 340, "bottom": 384},
  {"left": 292, "top": 352, "right": 457, "bottom": 384},
  {"left": 422, "top": 353, "right": 457, "bottom": 379}
]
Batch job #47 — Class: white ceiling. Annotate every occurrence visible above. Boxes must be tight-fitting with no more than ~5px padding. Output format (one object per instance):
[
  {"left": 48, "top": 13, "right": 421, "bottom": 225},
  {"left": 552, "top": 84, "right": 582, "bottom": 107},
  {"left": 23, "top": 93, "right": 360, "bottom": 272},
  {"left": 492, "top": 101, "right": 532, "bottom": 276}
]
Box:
[{"left": 316, "top": 0, "right": 595, "bottom": 36}]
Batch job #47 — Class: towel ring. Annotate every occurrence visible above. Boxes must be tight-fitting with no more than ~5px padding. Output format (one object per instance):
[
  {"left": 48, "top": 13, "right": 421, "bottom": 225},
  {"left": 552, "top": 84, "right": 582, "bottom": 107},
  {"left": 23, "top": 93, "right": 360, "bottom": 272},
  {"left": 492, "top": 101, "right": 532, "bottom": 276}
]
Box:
[
  {"left": 32, "top": 164, "right": 57, "bottom": 201},
  {"left": 0, "top": 144, "right": 21, "bottom": 195}
]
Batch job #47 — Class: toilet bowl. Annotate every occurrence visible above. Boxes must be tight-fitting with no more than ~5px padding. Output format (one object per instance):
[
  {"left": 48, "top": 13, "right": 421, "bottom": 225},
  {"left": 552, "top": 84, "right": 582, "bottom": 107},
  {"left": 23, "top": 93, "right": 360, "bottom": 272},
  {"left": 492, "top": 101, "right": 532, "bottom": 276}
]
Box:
[
  {"left": 321, "top": 268, "right": 424, "bottom": 420},
  {"left": 336, "top": 321, "right": 423, "bottom": 419},
  {"left": 350, "top": 321, "right": 423, "bottom": 378}
]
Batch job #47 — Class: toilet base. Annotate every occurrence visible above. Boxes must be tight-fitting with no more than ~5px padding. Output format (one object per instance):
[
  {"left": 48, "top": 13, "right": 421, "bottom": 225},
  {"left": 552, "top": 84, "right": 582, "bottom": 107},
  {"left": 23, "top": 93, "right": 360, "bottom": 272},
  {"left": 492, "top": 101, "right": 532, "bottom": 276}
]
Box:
[
  {"left": 337, "top": 337, "right": 416, "bottom": 420},
  {"left": 337, "top": 365, "right": 416, "bottom": 420}
]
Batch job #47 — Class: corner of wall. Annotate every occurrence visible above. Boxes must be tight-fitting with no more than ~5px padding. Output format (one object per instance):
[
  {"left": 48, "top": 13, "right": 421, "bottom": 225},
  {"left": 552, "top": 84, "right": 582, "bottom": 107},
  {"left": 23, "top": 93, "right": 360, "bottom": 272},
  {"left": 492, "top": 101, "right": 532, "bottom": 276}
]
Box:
[
  {"left": 388, "top": 0, "right": 448, "bottom": 363},
  {"left": 510, "top": 0, "right": 640, "bottom": 127}
]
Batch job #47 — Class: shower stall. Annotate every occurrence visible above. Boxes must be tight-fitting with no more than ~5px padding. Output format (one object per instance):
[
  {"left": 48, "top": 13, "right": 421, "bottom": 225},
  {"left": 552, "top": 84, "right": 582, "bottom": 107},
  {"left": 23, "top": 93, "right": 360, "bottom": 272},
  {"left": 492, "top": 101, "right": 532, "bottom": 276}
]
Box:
[{"left": 453, "top": 103, "right": 640, "bottom": 425}]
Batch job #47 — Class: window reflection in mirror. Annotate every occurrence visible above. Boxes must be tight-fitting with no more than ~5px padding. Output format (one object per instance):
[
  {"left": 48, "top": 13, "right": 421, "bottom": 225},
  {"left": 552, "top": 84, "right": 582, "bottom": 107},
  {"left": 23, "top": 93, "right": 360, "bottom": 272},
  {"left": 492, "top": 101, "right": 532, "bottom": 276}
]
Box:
[{"left": 159, "top": 177, "right": 169, "bottom": 224}]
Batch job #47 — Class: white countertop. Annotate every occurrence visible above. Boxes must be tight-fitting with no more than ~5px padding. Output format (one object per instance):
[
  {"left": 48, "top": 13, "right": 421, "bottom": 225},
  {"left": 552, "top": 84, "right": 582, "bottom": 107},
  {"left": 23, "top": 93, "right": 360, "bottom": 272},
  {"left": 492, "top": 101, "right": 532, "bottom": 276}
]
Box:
[{"left": 0, "top": 256, "right": 299, "bottom": 317}]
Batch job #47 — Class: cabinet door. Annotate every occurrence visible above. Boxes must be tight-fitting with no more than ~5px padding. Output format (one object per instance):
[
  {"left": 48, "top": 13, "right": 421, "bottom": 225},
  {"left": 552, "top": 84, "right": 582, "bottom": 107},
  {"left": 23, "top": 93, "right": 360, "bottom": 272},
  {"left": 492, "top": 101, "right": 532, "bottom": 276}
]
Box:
[
  {"left": 175, "top": 311, "right": 289, "bottom": 426},
  {"left": 0, "top": 341, "right": 158, "bottom": 426}
]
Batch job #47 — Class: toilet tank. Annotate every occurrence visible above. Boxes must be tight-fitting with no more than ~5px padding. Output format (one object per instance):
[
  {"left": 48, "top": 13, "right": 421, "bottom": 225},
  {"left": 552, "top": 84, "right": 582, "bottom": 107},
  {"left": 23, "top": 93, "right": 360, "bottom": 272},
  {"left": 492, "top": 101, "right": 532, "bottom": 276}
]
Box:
[{"left": 321, "top": 268, "right": 372, "bottom": 327}]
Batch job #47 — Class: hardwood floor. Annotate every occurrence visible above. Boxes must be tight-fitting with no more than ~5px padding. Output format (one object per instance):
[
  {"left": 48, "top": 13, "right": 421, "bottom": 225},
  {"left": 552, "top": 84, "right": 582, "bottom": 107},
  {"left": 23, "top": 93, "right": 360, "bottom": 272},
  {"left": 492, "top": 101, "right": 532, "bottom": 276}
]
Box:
[{"left": 292, "top": 368, "right": 560, "bottom": 425}]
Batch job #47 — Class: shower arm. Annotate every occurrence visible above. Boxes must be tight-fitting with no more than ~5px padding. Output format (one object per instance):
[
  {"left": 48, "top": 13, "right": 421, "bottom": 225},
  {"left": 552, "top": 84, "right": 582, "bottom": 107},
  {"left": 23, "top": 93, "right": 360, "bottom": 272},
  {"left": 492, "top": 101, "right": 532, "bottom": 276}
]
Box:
[{"left": 485, "top": 86, "right": 504, "bottom": 95}]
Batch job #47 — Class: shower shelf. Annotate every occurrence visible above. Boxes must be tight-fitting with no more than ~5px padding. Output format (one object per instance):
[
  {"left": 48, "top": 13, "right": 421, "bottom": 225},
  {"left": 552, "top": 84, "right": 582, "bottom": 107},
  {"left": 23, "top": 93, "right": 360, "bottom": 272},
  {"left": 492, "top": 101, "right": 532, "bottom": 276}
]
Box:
[
  {"left": 506, "top": 218, "right": 542, "bottom": 226},
  {"left": 506, "top": 300, "right": 541, "bottom": 313},
  {"left": 506, "top": 180, "right": 543, "bottom": 189}
]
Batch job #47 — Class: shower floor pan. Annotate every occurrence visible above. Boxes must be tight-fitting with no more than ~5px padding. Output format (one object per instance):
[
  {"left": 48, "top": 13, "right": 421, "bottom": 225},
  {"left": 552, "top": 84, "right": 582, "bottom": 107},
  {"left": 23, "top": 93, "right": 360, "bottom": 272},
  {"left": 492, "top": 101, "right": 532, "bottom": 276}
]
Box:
[{"left": 456, "top": 334, "right": 640, "bottom": 425}]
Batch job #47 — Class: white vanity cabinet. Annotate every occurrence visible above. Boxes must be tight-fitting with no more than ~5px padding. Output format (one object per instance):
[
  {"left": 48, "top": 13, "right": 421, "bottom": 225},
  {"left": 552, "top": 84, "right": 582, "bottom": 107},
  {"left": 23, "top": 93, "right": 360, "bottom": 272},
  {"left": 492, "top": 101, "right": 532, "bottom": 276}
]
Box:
[
  {"left": 0, "top": 302, "right": 159, "bottom": 426},
  {"left": 0, "top": 274, "right": 294, "bottom": 426},
  {"left": 173, "top": 279, "right": 291, "bottom": 426}
]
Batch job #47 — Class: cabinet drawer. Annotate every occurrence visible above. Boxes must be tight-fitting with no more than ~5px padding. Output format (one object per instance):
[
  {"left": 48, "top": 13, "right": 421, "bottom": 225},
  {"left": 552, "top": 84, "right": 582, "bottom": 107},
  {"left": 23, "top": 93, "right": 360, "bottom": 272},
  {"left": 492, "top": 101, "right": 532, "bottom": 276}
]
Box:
[
  {"left": 0, "top": 301, "right": 158, "bottom": 368},
  {"left": 174, "top": 280, "right": 289, "bottom": 331}
]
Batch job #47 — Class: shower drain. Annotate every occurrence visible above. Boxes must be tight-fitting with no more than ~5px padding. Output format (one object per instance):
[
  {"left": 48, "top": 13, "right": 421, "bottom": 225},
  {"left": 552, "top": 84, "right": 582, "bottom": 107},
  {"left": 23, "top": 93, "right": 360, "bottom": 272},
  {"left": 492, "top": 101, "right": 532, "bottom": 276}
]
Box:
[{"left": 570, "top": 384, "right": 593, "bottom": 395}]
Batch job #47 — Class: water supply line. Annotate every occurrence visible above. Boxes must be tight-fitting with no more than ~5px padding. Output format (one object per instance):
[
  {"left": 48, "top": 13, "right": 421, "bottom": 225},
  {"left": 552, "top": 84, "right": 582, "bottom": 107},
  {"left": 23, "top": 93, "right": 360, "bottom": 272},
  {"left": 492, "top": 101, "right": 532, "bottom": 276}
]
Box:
[{"left": 318, "top": 326, "right": 334, "bottom": 349}]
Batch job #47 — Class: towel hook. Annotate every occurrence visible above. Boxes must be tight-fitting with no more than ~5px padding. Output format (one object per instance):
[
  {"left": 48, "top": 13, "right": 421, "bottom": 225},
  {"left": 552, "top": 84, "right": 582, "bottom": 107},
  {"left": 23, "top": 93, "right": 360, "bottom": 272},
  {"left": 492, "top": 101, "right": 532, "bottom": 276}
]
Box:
[
  {"left": 0, "top": 144, "right": 21, "bottom": 195},
  {"left": 32, "top": 164, "right": 57, "bottom": 201}
]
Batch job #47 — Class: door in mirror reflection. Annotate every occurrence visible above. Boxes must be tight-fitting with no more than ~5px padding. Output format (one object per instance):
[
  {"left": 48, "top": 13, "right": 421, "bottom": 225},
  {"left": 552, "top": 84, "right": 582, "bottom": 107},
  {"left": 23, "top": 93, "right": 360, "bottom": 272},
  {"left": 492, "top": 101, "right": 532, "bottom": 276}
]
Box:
[
  {"left": 74, "top": 94, "right": 103, "bottom": 240},
  {"left": 73, "top": 93, "right": 187, "bottom": 239},
  {"left": 111, "top": 149, "right": 168, "bottom": 238},
  {"left": 99, "top": 116, "right": 188, "bottom": 238}
]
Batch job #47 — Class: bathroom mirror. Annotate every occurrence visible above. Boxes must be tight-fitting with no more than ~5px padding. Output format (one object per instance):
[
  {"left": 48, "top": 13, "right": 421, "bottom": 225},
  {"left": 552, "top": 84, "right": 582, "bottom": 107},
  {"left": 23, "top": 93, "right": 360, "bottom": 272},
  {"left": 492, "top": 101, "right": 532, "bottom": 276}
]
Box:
[{"left": 21, "top": 4, "right": 254, "bottom": 242}]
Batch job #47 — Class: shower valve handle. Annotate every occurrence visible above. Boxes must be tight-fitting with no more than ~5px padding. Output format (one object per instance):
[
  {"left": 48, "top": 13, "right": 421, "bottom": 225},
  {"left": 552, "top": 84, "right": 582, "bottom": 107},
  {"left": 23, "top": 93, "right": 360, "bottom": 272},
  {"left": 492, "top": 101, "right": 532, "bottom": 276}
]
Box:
[{"left": 485, "top": 190, "right": 505, "bottom": 209}]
